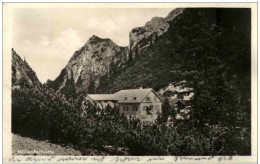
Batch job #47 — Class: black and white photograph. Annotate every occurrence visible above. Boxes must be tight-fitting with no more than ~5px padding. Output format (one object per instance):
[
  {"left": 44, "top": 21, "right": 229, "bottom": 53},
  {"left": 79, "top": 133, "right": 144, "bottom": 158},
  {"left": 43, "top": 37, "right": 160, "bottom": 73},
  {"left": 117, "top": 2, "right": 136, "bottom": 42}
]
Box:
[{"left": 3, "top": 2, "right": 257, "bottom": 163}]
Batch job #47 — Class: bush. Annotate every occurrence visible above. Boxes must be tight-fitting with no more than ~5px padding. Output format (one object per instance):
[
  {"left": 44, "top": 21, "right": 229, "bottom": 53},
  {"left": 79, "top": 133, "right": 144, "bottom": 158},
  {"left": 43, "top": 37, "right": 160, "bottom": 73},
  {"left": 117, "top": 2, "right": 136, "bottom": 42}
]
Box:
[{"left": 12, "top": 84, "right": 250, "bottom": 155}]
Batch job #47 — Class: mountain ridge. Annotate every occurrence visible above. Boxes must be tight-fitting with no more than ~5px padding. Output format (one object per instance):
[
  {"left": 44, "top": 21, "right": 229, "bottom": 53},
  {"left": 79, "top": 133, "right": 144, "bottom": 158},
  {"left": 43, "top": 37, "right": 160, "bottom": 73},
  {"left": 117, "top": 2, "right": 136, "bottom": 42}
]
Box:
[
  {"left": 47, "top": 33, "right": 129, "bottom": 98},
  {"left": 47, "top": 8, "right": 186, "bottom": 97},
  {"left": 16, "top": 8, "right": 250, "bottom": 104}
]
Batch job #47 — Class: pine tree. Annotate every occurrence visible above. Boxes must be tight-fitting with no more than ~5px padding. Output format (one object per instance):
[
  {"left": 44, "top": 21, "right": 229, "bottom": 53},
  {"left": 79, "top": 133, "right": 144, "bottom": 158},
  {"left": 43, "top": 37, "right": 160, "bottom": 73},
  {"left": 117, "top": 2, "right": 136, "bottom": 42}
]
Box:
[
  {"left": 60, "top": 75, "right": 77, "bottom": 101},
  {"left": 88, "top": 74, "right": 96, "bottom": 94},
  {"left": 161, "top": 98, "right": 171, "bottom": 123}
]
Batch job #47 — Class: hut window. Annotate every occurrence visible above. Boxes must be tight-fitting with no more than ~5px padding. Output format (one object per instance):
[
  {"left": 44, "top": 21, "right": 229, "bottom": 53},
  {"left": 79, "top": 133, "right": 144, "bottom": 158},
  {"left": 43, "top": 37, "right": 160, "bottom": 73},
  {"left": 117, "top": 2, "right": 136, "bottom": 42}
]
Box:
[
  {"left": 132, "top": 106, "right": 138, "bottom": 111},
  {"left": 124, "top": 106, "right": 129, "bottom": 111},
  {"left": 143, "top": 106, "right": 147, "bottom": 111}
]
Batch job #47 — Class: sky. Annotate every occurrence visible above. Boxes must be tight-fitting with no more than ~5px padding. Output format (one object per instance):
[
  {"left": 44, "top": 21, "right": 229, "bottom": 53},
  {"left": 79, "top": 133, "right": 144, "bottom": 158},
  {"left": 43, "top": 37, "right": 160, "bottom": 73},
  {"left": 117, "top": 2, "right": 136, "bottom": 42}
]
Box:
[{"left": 12, "top": 8, "right": 174, "bottom": 83}]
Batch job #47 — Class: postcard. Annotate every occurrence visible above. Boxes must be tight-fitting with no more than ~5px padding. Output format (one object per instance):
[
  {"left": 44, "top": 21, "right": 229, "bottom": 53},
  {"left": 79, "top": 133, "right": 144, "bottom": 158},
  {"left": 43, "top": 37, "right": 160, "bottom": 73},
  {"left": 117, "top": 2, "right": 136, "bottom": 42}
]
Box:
[{"left": 3, "top": 3, "right": 258, "bottom": 164}]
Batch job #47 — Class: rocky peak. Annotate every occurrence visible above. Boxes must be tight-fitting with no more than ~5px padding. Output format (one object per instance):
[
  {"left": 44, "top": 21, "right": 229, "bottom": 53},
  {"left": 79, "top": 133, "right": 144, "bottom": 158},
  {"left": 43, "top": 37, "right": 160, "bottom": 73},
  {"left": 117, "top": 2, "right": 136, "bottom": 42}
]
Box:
[
  {"left": 12, "top": 49, "right": 41, "bottom": 88},
  {"left": 145, "top": 17, "right": 167, "bottom": 31},
  {"left": 129, "top": 8, "right": 185, "bottom": 60},
  {"left": 87, "top": 35, "right": 111, "bottom": 44},
  {"left": 89, "top": 34, "right": 100, "bottom": 40},
  {"left": 165, "top": 8, "right": 185, "bottom": 21},
  {"left": 48, "top": 35, "right": 128, "bottom": 96}
]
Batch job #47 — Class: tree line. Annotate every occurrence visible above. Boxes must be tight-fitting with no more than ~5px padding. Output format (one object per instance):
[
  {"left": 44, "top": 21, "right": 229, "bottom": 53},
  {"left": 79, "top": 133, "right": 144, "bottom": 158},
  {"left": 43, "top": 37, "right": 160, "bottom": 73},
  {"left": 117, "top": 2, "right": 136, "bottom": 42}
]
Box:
[{"left": 12, "top": 80, "right": 250, "bottom": 155}]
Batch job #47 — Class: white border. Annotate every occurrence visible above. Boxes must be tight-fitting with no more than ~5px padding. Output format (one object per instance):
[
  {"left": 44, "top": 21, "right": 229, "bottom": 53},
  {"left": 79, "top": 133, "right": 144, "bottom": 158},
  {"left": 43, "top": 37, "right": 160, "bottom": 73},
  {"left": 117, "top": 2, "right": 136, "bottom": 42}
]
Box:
[{"left": 2, "top": 2, "right": 258, "bottom": 164}]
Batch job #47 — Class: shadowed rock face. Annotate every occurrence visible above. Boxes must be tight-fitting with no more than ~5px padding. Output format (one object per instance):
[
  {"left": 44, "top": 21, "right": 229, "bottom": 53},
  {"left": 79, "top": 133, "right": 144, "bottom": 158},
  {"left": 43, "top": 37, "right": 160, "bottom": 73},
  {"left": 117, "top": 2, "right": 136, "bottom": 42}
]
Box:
[
  {"left": 128, "top": 8, "right": 184, "bottom": 60},
  {"left": 12, "top": 49, "right": 41, "bottom": 88}
]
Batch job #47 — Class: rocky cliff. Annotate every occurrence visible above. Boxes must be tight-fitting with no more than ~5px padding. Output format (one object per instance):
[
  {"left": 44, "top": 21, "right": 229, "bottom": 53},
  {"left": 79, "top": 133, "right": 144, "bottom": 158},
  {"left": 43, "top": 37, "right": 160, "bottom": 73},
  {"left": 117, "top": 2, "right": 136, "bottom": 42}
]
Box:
[
  {"left": 12, "top": 49, "right": 41, "bottom": 89},
  {"left": 47, "top": 35, "right": 128, "bottom": 97},
  {"left": 128, "top": 8, "right": 184, "bottom": 60}
]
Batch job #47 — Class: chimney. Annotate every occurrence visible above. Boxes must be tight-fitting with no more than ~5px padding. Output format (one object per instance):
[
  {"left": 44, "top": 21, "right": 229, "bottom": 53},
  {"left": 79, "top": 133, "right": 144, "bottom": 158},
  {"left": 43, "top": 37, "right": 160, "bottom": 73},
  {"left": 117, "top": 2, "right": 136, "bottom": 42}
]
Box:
[{"left": 140, "top": 87, "right": 143, "bottom": 89}]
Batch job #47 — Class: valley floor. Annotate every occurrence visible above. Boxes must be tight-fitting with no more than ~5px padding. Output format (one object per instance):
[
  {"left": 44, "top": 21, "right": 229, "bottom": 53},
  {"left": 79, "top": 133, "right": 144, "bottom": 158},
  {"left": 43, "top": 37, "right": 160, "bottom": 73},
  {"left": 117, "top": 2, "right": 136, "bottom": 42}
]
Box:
[{"left": 12, "top": 134, "right": 81, "bottom": 156}]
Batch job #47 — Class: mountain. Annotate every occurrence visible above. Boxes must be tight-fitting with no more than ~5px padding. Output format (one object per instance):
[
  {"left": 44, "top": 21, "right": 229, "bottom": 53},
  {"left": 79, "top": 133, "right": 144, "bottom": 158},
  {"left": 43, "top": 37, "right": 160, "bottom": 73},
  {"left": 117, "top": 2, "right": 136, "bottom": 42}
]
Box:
[
  {"left": 11, "top": 49, "right": 78, "bottom": 138},
  {"left": 47, "top": 8, "right": 185, "bottom": 97},
  {"left": 12, "top": 49, "right": 41, "bottom": 89},
  {"left": 47, "top": 35, "right": 129, "bottom": 98},
  {"left": 47, "top": 8, "right": 251, "bottom": 102},
  {"left": 104, "top": 8, "right": 186, "bottom": 92},
  {"left": 129, "top": 8, "right": 184, "bottom": 61},
  {"left": 100, "top": 8, "right": 251, "bottom": 94}
]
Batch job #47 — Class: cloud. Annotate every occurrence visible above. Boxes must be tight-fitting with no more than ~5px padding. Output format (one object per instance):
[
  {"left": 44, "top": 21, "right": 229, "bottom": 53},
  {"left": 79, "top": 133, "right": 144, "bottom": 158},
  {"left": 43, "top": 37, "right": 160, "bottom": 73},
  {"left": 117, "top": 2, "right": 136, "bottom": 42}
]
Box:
[
  {"left": 13, "top": 8, "right": 175, "bottom": 83},
  {"left": 51, "top": 28, "right": 83, "bottom": 50},
  {"left": 39, "top": 36, "right": 50, "bottom": 47},
  {"left": 14, "top": 28, "right": 84, "bottom": 83},
  {"left": 84, "top": 17, "right": 129, "bottom": 46}
]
